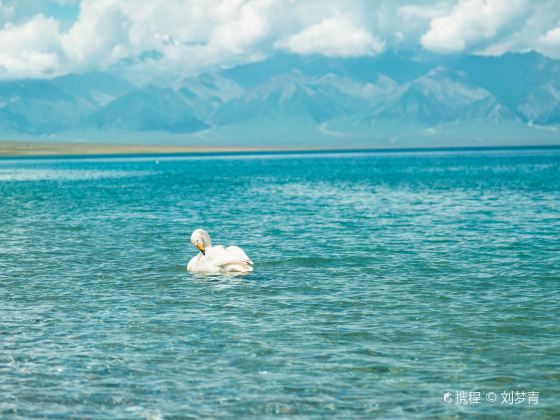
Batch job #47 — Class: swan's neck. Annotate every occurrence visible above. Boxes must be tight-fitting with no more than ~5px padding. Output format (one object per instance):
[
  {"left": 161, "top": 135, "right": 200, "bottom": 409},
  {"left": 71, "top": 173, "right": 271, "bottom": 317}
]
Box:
[{"left": 201, "top": 232, "right": 212, "bottom": 248}]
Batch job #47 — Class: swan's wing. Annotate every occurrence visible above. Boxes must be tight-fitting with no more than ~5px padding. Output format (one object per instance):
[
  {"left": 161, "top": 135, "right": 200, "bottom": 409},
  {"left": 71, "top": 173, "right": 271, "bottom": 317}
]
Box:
[
  {"left": 206, "top": 245, "right": 253, "bottom": 267},
  {"left": 224, "top": 246, "right": 253, "bottom": 265}
]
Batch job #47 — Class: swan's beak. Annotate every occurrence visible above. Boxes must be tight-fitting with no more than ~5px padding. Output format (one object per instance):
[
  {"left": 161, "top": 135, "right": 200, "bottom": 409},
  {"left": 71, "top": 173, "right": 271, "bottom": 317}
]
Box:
[{"left": 196, "top": 242, "right": 206, "bottom": 255}]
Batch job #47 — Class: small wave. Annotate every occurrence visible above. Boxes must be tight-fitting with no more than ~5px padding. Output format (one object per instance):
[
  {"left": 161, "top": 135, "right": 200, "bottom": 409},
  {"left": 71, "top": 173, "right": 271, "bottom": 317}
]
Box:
[{"left": 0, "top": 169, "right": 155, "bottom": 182}]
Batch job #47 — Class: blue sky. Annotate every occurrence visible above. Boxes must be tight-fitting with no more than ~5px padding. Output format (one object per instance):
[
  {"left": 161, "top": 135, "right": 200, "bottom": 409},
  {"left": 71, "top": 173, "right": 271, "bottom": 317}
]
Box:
[{"left": 1, "top": 0, "right": 560, "bottom": 84}]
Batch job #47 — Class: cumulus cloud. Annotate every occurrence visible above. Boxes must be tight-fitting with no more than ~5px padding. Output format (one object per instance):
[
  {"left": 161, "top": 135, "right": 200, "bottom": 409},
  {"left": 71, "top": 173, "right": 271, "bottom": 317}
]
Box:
[
  {"left": 538, "top": 27, "right": 560, "bottom": 58},
  {"left": 420, "top": 0, "right": 528, "bottom": 53},
  {"left": 119, "top": 0, "right": 281, "bottom": 84},
  {"left": 0, "top": 1, "right": 14, "bottom": 26},
  {"left": 276, "top": 16, "right": 384, "bottom": 57},
  {"left": 61, "top": 1, "right": 133, "bottom": 69},
  {"left": 0, "top": 14, "right": 63, "bottom": 78},
  {"left": 0, "top": 0, "right": 559, "bottom": 82},
  {"left": 397, "top": 3, "right": 449, "bottom": 22},
  {"left": 0, "top": 0, "right": 280, "bottom": 80}
]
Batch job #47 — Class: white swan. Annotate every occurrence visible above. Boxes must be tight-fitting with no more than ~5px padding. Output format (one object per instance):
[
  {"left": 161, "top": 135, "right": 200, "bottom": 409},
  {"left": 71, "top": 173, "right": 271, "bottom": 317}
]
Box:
[{"left": 187, "top": 228, "right": 253, "bottom": 274}]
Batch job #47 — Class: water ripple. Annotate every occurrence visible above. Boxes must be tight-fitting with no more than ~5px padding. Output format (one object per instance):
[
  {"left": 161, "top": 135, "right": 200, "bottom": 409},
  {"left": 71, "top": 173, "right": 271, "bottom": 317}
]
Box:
[{"left": 1, "top": 149, "right": 559, "bottom": 418}]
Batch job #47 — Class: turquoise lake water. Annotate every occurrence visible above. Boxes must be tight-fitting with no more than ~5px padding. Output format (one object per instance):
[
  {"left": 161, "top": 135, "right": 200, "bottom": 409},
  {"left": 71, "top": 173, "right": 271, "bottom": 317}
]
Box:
[{"left": 1, "top": 148, "right": 559, "bottom": 418}]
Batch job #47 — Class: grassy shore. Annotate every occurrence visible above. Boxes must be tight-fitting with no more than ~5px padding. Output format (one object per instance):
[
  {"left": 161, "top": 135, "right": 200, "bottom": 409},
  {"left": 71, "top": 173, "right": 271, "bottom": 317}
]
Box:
[
  {"left": 0, "top": 141, "right": 288, "bottom": 157},
  {"left": 2, "top": 140, "right": 557, "bottom": 158}
]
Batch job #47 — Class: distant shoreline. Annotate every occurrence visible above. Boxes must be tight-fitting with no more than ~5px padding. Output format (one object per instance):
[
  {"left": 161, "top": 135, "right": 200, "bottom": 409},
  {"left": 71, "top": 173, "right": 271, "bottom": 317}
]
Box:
[
  {"left": 0, "top": 141, "right": 288, "bottom": 157},
  {"left": 0, "top": 140, "right": 559, "bottom": 158}
]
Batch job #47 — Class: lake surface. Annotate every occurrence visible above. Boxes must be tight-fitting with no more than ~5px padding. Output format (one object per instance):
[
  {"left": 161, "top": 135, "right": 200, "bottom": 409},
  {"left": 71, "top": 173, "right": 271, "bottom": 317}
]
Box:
[{"left": 1, "top": 148, "right": 559, "bottom": 418}]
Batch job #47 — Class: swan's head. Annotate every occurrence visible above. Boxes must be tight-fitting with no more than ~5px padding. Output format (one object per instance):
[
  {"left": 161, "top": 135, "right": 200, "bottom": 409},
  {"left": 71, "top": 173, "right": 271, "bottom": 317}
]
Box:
[{"left": 191, "top": 228, "right": 211, "bottom": 255}]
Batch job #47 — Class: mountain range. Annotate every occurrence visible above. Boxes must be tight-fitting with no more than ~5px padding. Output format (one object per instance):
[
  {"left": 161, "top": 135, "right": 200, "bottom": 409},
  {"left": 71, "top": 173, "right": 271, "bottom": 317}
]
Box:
[{"left": 1, "top": 51, "right": 559, "bottom": 147}]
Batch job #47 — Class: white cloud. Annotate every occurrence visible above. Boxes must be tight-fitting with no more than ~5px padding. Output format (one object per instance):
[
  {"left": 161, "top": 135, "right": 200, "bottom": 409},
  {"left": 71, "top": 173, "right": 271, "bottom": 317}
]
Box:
[
  {"left": 209, "top": 0, "right": 272, "bottom": 54},
  {"left": 394, "top": 2, "right": 450, "bottom": 44},
  {"left": 61, "top": 1, "right": 133, "bottom": 69},
  {"left": 0, "top": 1, "right": 14, "bottom": 26},
  {"left": 0, "top": 0, "right": 559, "bottom": 82},
  {"left": 0, "top": 0, "right": 281, "bottom": 80},
  {"left": 420, "top": 0, "right": 528, "bottom": 53},
  {"left": 538, "top": 27, "right": 560, "bottom": 58},
  {"left": 397, "top": 3, "right": 449, "bottom": 22},
  {"left": 277, "top": 16, "right": 384, "bottom": 57},
  {"left": 0, "top": 15, "right": 62, "bottom": 78},
  {"left": 119, "top": 0, "right": 280, "bottom": 84}
]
